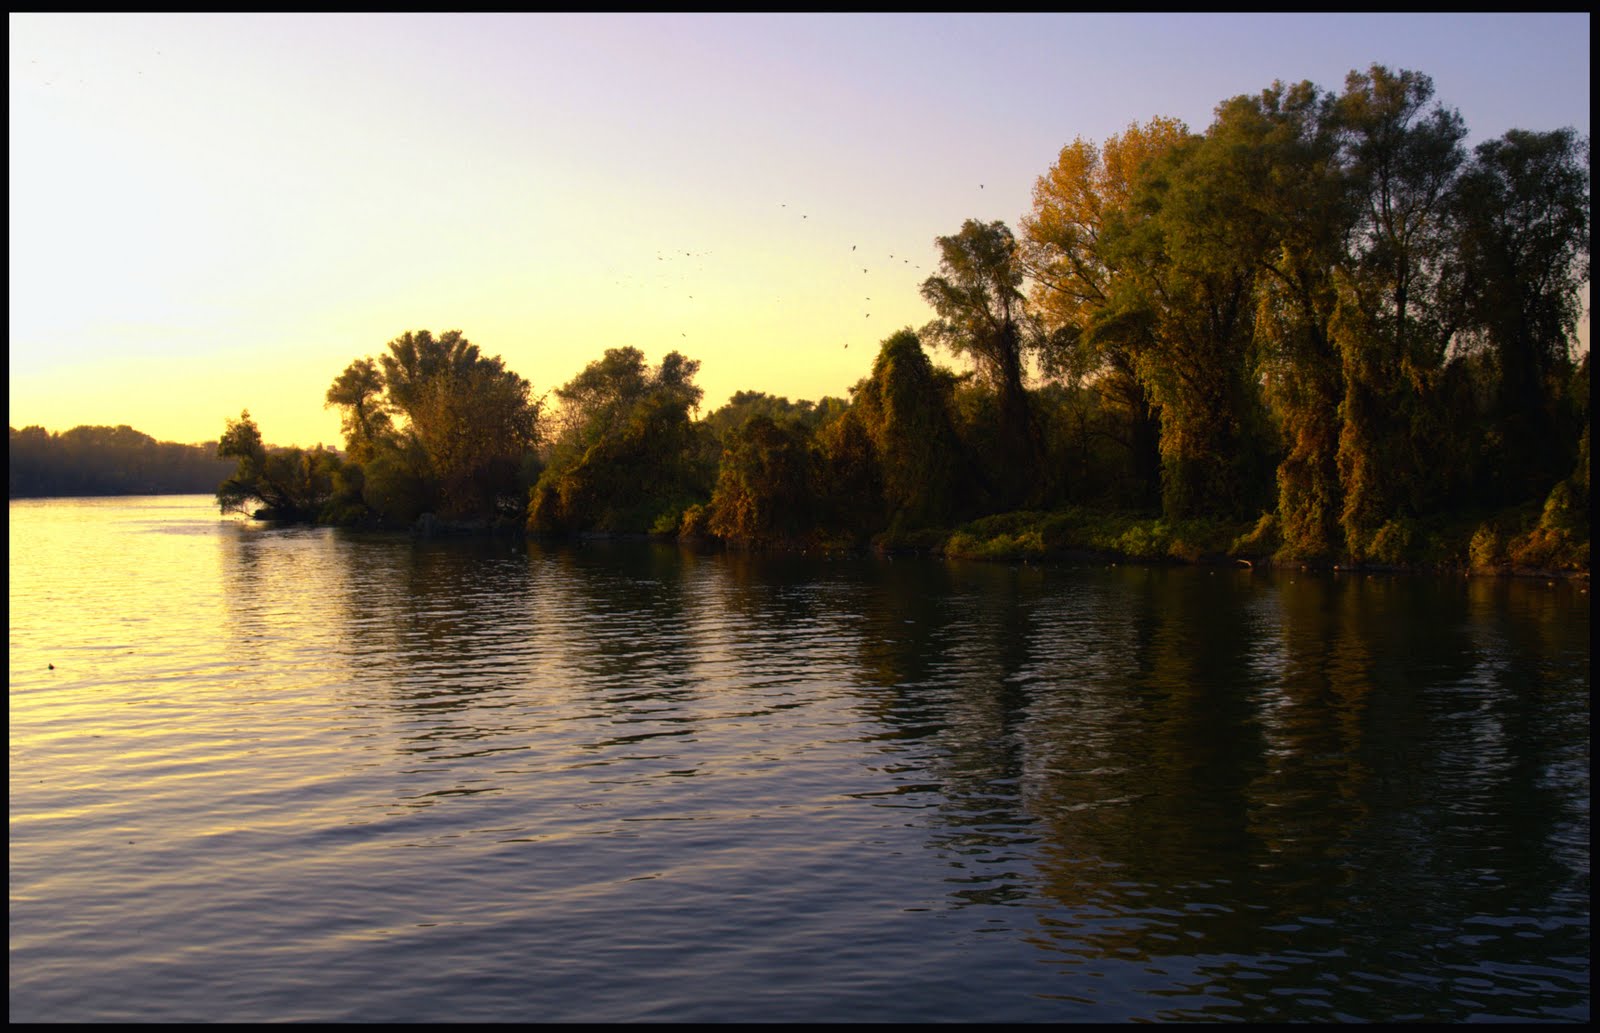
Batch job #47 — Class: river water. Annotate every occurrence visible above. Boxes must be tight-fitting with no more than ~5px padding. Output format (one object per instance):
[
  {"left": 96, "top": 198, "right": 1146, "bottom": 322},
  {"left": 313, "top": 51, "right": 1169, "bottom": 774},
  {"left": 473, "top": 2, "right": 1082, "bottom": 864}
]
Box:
[{"left": 9, "top": 495, "right": 1590, "bottom": 1022}]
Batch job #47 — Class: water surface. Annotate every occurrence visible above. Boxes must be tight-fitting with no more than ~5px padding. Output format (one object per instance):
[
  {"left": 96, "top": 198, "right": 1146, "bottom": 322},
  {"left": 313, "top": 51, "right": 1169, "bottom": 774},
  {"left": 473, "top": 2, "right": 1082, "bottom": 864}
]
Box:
[{"left": 9, "top": 496, "right": 1590, "bottom": 1021}]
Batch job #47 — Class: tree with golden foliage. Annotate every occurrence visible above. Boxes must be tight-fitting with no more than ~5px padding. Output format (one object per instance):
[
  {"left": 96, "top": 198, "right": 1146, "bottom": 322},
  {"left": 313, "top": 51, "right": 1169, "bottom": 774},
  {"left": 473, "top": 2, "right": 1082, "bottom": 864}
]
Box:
[{"left": 1021, "top": 117, "right": 1190, "bottom": 509}]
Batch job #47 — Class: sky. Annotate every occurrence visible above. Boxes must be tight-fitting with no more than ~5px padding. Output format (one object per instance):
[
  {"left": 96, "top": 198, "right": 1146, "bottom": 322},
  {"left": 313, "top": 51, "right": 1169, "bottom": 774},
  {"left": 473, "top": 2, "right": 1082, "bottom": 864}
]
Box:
[{"left": 9, "top": 12, "right": 1591, "bottom": 448}]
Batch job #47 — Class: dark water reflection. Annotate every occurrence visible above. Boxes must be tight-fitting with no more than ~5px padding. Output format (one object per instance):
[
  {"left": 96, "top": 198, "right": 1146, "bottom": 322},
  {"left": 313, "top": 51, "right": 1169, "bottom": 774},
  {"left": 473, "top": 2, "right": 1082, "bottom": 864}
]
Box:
[{"left": 8, "top": 500, "right": 1590, "bottom": 1022}]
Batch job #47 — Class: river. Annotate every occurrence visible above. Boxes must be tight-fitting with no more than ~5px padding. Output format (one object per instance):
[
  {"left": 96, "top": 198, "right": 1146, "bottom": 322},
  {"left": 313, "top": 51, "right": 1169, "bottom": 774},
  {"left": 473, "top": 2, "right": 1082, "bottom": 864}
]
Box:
[{"left": 8, "top": 495, "right": 1590, "bottom": 1021}]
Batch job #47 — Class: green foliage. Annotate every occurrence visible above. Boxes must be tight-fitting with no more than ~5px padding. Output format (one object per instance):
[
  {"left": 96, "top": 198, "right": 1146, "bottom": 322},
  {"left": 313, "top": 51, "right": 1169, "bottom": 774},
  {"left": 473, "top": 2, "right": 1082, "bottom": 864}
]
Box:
[
  {"left": 700, "top": 390, "right": 822, "bottom": 442},
  {"left": 677, "top": 502, "right": 713, "bottom": 539},
  {"left": 194, "top": 65, "right": 1587, "bottom": 579},
  {"left": 1003, "top": 63, "right": 1585, "bottom": 571},
  {"left": 810, "top": 405, "right": 884, "bottom": 544},
  {"left": 1231, "top": 512, "right": 1282, "bottom": 560},
  {"left": 1360, "top": 518, "right": 1418, "bottom": 567},
  {"left": 529, "top": 348, "right": 709, "bottom": 534},
  {"left": 360, "top": 445, "right": 434, "bottom": 526},
  {"left": 851, "top": 329, "right": 967, "bottom": 528},
  {"left": 1331, "top": 67, "right": 1469, "bottom": 549},
  {"left": 1451, "top": 128, "right": 1590, "bottom": 504},
  {"left": 706, "top": 415, "right": 814, "bottom": 546},
  {"left": 1093, "top": 115, "right": 1281, "bottom": 522},
  {"left": 945, "top": 528, "right": 1047, "bottom": 562},
  {"left": 920, "top": 219, "right": 1044, "bottom": 506}
]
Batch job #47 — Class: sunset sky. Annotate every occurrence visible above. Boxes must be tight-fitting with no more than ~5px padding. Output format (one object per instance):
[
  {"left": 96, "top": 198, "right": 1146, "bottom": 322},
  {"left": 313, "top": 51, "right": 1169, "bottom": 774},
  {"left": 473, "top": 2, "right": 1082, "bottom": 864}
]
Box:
[{"left": 10, "top": 12, "right": 1591, "bottom": 448}]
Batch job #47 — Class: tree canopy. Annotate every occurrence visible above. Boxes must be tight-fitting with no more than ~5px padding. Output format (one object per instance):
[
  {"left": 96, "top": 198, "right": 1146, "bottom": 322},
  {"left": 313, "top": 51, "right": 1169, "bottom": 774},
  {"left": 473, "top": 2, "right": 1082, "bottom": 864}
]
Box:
[{"left": 211, "top": 63, "right": 1588, "bottom": 571}]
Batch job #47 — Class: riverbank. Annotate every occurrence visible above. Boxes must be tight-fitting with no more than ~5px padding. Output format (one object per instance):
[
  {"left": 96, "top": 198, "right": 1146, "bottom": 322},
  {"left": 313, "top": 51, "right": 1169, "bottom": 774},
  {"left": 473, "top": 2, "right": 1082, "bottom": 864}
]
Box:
[
  {"left": 914, "top": 504, "right": 1590, "bottom": 580},
  {"left": 242, "top": 495, "right": 1589, "bottom": 581}
]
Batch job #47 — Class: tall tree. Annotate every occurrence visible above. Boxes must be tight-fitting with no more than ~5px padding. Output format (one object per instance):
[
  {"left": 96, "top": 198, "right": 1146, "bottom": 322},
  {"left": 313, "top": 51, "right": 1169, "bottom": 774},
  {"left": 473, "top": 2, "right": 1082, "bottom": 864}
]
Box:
[
  {"left": 324, "top": 357, "right": 392, "bottom": 463},
  {"left": 920, "top": 218, "right": 1042, "bottom": 506},
  {"left": 1451, "top": 127, "right": 1591, "bottom": 502},
  {"left": 1022, "top": 117, "right": 1190, "bottom": 507},
  {"left": 1330, "top": 65, "right": 1468, "bottom": 555},
  {"left": 1210, "top": 81, "right": 1352, "bottom": 558},
  {"left": 325, "top": 330, "right": 543, "bottom": 522},
  {"left": 1098, "top": 125, "right": 1276, "bottom": 521}
]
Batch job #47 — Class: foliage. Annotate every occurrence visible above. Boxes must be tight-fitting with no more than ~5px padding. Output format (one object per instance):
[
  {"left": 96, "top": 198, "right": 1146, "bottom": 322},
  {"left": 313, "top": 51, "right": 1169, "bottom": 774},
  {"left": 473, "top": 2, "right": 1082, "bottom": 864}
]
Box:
[
  {"left": 10, "top": 424, "right": 236, "bottom": 498},
  {"left": 1450, "top": 127, "right": 1590, "bottom": 503},
  {"left": 1022, "top": 117, "right": 1188, "bottom": 508},
  {"left": 809, "top": 404, "right": 884, "bottom": 545},
  {"left": 529, "top": 347, "right": 708, "bottom": 534},
  {"left": 324, "top": 330, "right": 543, "bottom": 524},
  {"left": 215, "top": 410, "right": 343, "bottom": 520},
  {"left": 1331, "top": 66, "right": 1469, "bottom": 550},
  {"left": 850, "top": 329, "right": 967, "bottom": 529},
  {"left": 920, "top": 219, "right": 1045, "bottom": 506},
  {"left": 197, "top": 64, "right": 1588, "bottom": 578},
  {"left": 706, "top": 414, "right": 814, "bottom": 547}
]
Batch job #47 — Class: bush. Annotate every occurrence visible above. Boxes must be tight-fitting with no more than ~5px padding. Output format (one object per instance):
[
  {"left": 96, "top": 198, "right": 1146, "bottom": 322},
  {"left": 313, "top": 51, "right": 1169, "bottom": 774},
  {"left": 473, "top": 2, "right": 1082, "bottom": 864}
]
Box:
[
  {"left": 1230, "top": 512, "right": 1282, "bottom": 560},
  {"left": 1468, "top": 523, "right": 1502, "bottom": 571},
  {"left": 1364, "top": 519, "right": 1416, "bottom": 566},
  {"left": 678, "top": 502, "right": 714, "bottom": 539}
]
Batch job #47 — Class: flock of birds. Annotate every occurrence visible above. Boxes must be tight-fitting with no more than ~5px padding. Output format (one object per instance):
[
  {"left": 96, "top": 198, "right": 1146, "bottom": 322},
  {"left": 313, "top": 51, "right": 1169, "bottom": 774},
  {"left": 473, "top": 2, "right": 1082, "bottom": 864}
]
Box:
[{"left": 599, "top": 183, "right": 996, "bottom": 361}]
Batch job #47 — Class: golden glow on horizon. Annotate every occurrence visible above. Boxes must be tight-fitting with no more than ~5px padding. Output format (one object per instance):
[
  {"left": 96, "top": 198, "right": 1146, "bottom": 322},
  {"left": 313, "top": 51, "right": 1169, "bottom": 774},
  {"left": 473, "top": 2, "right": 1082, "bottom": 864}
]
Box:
[{"left": 9, "top": 13, "right": 1590, "bottom": 447}]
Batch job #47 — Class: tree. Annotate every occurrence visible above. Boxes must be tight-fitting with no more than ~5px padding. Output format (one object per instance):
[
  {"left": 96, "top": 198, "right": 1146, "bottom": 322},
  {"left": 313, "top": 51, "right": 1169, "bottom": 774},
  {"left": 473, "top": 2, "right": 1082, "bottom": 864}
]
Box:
[
  {"left": 1451, "top": 127, "right": 1591, "bottom": 503},
  {"left": 411, "top": 361, "right": 542, "bottom": 518},
  {"left": 706, "top": 414, "right": 814, "bottom": 546},
  {"left": 851, "top": 328, "right": 967, "bottom": 530},
  {"left": 1330, "top": 65, "right": 1468, "bottom": 555},
  {"left": 528, "top": 348, "right": 707, "bottom": 533},
  {"left": 1097, "top": 124, "right": 1277, "bottom": 521},
  {"left": 1022, "top": 117, "right": 1189, "bottom": 508},
  {"left": 215, "top": 410, "right": 341, "bottom": 520},
  {"left": 920, "top": 219, "right": 1042, "bottom": 506},
  {"left": 325, "top": 330, "right": 544, "bottom": 523},
  {"left": 1208, "top": 81, "right": 1351, "bottom": 557},
  {"left": 324, "top": 357, "right": 392, "bottom": 464}
]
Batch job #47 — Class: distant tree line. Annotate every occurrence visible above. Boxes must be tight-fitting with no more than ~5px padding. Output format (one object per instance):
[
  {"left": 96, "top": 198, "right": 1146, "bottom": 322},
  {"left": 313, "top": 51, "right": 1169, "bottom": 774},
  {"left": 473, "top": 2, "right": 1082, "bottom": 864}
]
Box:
[
  {"left": 217, "top": 65, "right": 1589, "bottom": 569},
  {"left": 10, "top": 424, "right": 236, "bottom": 498}
]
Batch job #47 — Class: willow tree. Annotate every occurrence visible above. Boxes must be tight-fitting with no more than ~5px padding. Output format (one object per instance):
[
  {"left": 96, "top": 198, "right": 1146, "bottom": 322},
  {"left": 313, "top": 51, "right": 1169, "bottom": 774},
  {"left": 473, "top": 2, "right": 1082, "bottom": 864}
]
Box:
[
  {"left": 1022, "top": 116, "right": 1190, "bottom": 509},
  {"left": 1096, "top": 122, "right": 1279, "bottom": 522},
  {"left": 1208, "top": 81, "right": 1352, "bottom": 558},
  {"left": 1330, "top": 66, "right": 1467, "bottom": 558},
  {"left": 1451, "top": 126, "right": 1591, "bottom": 504},
  {"left": 920, "top": 219, "right": 1042, "bottom": 507},
  {"left": 215, "top": 410, "right": 343, "bottom": 521}
]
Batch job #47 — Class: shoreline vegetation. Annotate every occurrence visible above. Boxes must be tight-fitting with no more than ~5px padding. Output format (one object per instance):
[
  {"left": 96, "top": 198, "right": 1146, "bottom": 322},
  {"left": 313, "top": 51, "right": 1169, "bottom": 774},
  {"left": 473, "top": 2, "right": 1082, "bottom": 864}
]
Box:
[
  {"left": 41, "top": 65, "right": 1593, "bottom": 581},
  {"left": 9, "top": 425, "right": 234, "bottom": 498},
  {"left": 389, "top": 507, "right": 1594, "bottom": 582}
]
